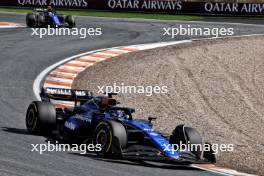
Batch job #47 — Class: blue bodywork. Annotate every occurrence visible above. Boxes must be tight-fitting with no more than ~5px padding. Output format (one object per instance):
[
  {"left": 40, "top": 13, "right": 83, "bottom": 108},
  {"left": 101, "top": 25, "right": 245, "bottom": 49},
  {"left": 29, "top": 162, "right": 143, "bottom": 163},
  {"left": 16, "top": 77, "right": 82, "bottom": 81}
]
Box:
[
  {"left": 36, "top": 88, "right": 214, "bottom": 163},
  {"left": 62, "top": 98, "right": 179, "bottom": 159},
  {"left": 38, "top": 88, "right": 213, "bottom": 163},
  {"left": 125, "top": 119, "right": 179, "bottom": 159},
  {"left": 48, "top": 12, "right": 61, "bottom": 26}
]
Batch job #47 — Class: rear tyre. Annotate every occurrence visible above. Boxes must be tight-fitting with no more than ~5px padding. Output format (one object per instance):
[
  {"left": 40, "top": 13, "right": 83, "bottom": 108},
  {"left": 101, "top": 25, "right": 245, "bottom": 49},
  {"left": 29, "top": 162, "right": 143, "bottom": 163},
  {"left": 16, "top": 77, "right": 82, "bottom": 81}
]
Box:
[
  {"left": 93, "top": 120, "right": 127, "bottom": 157},
  {"left": 65, "top": 15, "right": 75, "bottom": 28},
  {"left": 26, "top": 13, "right": 37, "bottom": 27},
  {"left": 26, "top": 101, "right": 56, "bottom": 134},
  {"left": 37, "top": 14, "right": 46, "bottom": 27}
]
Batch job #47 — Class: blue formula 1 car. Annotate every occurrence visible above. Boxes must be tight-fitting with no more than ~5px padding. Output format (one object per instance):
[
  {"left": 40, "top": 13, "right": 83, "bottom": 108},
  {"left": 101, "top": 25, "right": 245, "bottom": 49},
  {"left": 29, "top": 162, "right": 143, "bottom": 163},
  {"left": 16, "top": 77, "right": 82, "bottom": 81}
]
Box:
[
  {"left": 26, "top": 87, "right": 216, "bottom": 164},
  {"left": 26, "top": 7, "right": 75, "bottom": 28}
]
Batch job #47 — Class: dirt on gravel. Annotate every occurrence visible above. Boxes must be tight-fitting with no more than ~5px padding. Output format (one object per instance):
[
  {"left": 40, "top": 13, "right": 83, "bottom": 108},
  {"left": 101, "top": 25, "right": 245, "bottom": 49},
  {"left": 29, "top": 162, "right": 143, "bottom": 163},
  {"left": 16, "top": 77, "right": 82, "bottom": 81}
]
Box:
[{"left": 73, "top": 35, "right": 264, "bottom": 175}]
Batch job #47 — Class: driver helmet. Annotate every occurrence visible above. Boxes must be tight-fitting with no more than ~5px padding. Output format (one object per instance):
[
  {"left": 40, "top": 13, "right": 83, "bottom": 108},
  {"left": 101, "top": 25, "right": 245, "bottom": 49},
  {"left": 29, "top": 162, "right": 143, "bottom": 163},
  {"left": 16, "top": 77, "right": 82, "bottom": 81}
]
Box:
[
  {"left": 94, "top": 96, "right": 117, "bottom": 109},
  {"left": 47, "top": 6, "right": 53, "bottom": 12}
]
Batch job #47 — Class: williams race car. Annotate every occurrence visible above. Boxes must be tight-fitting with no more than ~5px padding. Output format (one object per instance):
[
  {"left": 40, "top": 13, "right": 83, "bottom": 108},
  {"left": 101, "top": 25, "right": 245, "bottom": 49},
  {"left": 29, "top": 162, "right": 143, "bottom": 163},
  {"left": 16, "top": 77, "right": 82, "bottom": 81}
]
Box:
[
  {"left": 26, "top": 87, "right": 216, "bottom": 164},
  {"left": 26, "top": 6, "right": 75, "bottom": 28}
]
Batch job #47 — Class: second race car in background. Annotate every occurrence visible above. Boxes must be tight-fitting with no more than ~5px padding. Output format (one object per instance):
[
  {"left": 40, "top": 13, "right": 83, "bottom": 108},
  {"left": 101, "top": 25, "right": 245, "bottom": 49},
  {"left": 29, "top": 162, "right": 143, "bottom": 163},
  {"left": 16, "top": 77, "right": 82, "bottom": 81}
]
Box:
[{"left": 26, "top": 6, "right": 76, "bottom": 28}]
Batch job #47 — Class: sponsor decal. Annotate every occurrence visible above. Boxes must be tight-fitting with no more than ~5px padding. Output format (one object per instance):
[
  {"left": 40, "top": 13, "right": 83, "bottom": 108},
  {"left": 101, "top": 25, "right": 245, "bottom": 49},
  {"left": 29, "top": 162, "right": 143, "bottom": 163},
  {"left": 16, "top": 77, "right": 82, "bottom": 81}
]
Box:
[
  {"left": 17, "top": 0, "right": 88, "bottom": 7},
  {"left": 0, "top": 0, "right": 264, "bottom": 15},
  {"left": 74, "top": 114, "right": 91, "bottom": 122},
  {"left": 149, "top": 132, "right": 158, "bottom": 136},
  {"left": 65, "top": 121, "right": 76, "bottom": 130},
  {"left": 205, "top": 2, "right": 264, "bottom": 13},
  {"left": 46, "top": 87, "right": 72, "bottom": 95},
  {"left": 75, "top": 90, "right": 87, "bottom": 96},
  {"left": 108, "top": 0, "right": 182, "bottom": 11},
  {"left": 143, "top": 128, "right": 154, "bottom": 132},
  {"left": 45, "top": 88, "right": 90, "bottom": 96}
]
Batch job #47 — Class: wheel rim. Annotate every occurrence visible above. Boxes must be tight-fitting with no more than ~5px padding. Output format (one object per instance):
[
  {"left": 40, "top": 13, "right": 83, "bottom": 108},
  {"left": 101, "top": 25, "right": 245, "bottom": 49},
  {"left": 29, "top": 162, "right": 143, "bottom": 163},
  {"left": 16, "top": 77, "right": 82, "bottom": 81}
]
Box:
[{"left": 96, "top": 129, "right": 107, "bottom": 147}]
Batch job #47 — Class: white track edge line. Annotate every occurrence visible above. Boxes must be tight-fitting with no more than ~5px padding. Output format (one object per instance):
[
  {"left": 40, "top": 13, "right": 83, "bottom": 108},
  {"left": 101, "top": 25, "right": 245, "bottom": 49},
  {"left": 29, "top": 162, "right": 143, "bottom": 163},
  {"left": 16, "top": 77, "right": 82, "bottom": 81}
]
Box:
[{"left": 191, "top": 165, "right": 233, "bottom": 176}]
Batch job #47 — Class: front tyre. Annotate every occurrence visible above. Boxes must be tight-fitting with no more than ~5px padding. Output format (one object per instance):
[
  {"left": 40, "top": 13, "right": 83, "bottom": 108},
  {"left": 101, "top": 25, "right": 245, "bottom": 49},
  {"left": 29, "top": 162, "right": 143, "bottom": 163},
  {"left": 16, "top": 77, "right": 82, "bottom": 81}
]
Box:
[
  {"left": 169, "top": 125, "right": 204, "bottom": 160},
  {"left": 26, "top": 101, "right": 56, "bottom": 134},
  {"left": 93, "top": 120, "right": 127, "bottom": 157},
  {"left": 203, "top": 142, "right": 216, "bottom": 163}
]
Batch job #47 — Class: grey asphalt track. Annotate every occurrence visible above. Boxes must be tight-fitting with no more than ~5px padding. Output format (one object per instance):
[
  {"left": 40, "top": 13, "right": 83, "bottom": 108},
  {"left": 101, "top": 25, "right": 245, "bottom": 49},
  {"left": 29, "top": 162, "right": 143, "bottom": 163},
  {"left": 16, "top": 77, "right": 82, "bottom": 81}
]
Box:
[{"left": 0, "top": 13, "right": 263, "bottom": 176}]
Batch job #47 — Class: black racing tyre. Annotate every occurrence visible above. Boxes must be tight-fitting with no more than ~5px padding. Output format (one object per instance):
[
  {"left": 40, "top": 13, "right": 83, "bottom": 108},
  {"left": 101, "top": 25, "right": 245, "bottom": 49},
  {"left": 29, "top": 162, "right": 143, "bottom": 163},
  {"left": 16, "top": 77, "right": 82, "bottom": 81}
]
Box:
[
  {"left": 169, "top": 124, "right": 203, "bottom": 159},
  {"left": 65, "top": 15, "right": 75, "bottom": 28},
  {"left": 93, "top": 120, "right": 127, "bottom": 157},
  {"left": 169, "top": 124, "right": 186, "bottom": 145},
  {"left": 37, "top": 14, "right": 45, "bottom": 27},
  {"left": 26, "top": 13, "right": 36, "bottom": 27},
  {"left": 26, "top": 101, "right": 56, "bottom": 134},
  {"left": 203, "top": 142, "right": 216, "bottom": 163},
  {"left": 184, "top": 126, "right": 203, "bottom": 159}
]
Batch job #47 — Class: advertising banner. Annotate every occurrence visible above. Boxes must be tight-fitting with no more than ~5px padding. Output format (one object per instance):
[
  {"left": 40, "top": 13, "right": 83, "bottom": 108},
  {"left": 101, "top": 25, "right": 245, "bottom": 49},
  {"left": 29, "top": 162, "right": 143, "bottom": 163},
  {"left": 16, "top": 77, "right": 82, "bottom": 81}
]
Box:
[{"left": 1, "top": 0, "right": 264, "bottom": 16}]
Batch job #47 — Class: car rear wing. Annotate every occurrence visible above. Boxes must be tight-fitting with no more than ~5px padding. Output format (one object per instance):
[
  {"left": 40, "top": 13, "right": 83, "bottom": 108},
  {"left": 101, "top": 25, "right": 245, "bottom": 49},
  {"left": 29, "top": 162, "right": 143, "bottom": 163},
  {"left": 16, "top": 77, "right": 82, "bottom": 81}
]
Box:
[
  {"left": 33, "top": 8, "right": 46, "bottom": 12},
  {"left": 40, "top": 87, "right": 93, "bottom": 106}
]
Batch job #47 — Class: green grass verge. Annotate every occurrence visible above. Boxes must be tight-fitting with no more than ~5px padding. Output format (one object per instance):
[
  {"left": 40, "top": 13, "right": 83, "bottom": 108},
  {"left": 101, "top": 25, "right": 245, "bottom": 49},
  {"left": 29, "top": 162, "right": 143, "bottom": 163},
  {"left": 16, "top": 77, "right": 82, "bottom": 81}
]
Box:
[{"left": 0, "top": 7, "right": 202, "bottom": 21}]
